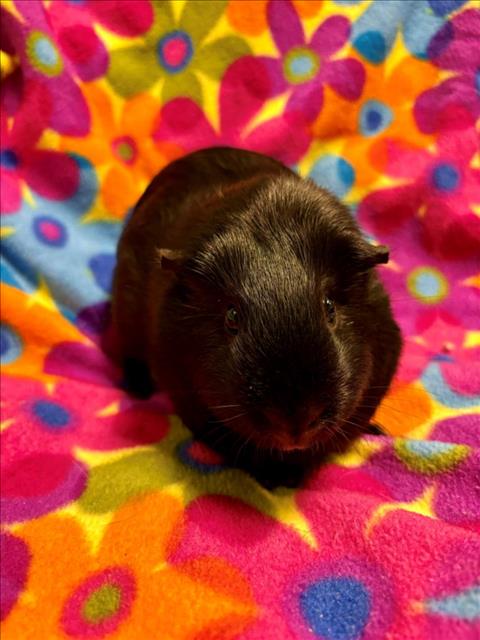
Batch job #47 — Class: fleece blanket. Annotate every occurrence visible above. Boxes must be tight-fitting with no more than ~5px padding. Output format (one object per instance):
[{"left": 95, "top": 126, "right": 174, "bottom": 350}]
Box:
[{"left": 1, "top": 1, "right": 479, "bottom": 638}]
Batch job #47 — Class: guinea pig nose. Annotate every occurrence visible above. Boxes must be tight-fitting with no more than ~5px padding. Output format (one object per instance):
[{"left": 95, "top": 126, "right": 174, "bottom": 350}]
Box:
[{"left": 264, "top": 408, "right": 290, "bottom": 432}]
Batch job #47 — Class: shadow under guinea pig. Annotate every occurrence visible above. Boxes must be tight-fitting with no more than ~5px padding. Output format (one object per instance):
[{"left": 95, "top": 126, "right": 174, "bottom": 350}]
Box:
[{"left": 187, "top": 418, "right": 385, "bottom": 490}]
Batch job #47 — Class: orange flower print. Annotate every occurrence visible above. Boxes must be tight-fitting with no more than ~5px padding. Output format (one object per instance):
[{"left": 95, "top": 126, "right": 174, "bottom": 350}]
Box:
[
  {"left": 3, "top": 492, "right": 256, "bottom": 639},
  {"left": 60, "top": 85, "right": 182, "bottom": 219},
  {"left": 227, "top": 0, "right": 323, "bottom": 35},
  {"left": 311, "top": 55, "right": 439, "bottom": 191}
]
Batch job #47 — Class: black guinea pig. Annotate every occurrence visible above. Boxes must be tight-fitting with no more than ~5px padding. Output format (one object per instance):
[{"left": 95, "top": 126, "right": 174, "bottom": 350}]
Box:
[{"left": 111, "top": 147, "right": 401, "bottom": 487}]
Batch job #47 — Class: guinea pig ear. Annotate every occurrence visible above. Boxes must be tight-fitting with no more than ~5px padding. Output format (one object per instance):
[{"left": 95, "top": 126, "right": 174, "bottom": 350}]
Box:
[
  {"left": 353, "top": 240, "right": 389, "bottom": 271},
  {"left": 157, "top": 248, "right": 184, "bottom": 274}
]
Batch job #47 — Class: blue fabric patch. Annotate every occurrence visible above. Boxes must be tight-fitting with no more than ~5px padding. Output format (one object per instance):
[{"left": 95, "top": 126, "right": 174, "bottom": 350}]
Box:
[
  {"left": 353, "top": 31, "right": 386, "bottom": 63},
  {"left": 359, "top": 99, "right": 393, "bottom": 136},
  {"left": 0, "top": 323, "right": 23, "bottom": 365},
  {"left": 0, "top": 149, "right": 19, "bottom": 169},
  {"left": 432, "top": 163, "right": 460, "bottom": 191},
  {"left": 427, "top": 0, "right": 466, "bottom": 17},
  {"left": 427, "top": 586, "right": 480, "bottom": 620},
  {"left": 89, "top": 254, "right": 116, "bottom": 293},
  {"left": 300, "top": 577, "right": 371, "bottom": 640},
  {"left": 309, "top": 155, "right": 355, "bottom": 198},
  {"left": 0, "top": 156, "right": 122, "bottom": 312},
  {"left": 404, "top": 440, "right": 456, "bottom": 457},
  {"left": 33, "top": 400, "right": 71, "bottom": 429},
  {"left": 422, "top": 363, "right": 480, "bottom": 409}
]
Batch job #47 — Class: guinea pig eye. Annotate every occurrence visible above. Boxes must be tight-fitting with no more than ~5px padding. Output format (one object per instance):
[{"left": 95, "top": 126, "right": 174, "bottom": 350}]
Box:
[
  {"left": 225, "top": 306, "right": 239, "bottom": 335},
  {"left": 323, "top": 297, "right": 336, "bottom": 324}
]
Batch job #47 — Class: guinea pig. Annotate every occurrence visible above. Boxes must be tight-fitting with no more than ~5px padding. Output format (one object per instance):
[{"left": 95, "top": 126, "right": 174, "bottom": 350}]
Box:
[{"left": 111, "top": 147, "right": 401, "bottom": 487}]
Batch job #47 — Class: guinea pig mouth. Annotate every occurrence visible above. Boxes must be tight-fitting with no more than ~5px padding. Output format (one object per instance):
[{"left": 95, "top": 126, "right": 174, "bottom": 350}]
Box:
[
  {"left": 277, "top": 441, "right": 312, "bottom": 452},
  {"left": 268, "top": 426, "right": 334, "bottom": 452}
]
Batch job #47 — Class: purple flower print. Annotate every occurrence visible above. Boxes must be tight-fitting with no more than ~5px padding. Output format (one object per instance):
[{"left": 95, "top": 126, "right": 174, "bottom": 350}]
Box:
[
  {"left": 362, "top": 438, "right": 480, "bottom": 531},
  {"left": 415, "top": 8, "right": 480, "bottom": 133},
  {"left": 261, "top": 1, "right": 365, "bottom": 122},
  {"left": 1, "top": 1, "right": 90, "bottom": 135},
  {"left": 370, "top": 217, "right": 480, "bottom": 337},
  {"left": 155, "top": 56, "right": 311, "bottom": 166},
  {"left": 0, "top": 81, "right": 79, "bottom": 214},
  {"left": 0, "top": 533, "right": 30, "bottom": 620}
]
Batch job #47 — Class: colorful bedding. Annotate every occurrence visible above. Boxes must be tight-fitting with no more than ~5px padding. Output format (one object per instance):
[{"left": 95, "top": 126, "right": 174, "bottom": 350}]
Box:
[{"left": 1, "top": 1, "right": 479, "bottom": 638}]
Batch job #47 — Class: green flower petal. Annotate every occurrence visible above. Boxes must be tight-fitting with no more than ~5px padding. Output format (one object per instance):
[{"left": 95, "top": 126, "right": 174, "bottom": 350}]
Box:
[
  {"left": 161, "top": 69, "right": 202, "bottom": 105},
  {"left": 394, "top": 439, "right": 470, "bottom": 475},
  {"left": 194, "top": 36, "right": 251, "bottom": 81},
  {"left": 107, "top": 45, "right": 161, "bottom": 98},
  {"left": 179, "top": 0, "right": 227, "bottom": 46},
  {"left": 145, "top": 0, "right": 176, "bottom": 47},
  {"left": 77, "top": 444, "right": 271, "bottom": 516}
]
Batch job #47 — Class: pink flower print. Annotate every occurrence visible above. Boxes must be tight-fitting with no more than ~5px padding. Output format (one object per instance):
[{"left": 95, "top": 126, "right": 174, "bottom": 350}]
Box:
[
  {"left": 0, "top": 82, "right": 79, "bottom": 214},
  {"left": 1, "top": 375, "right": 170, "bottom": 460},
  {"left": 62, "top": 0, "right": 154, "bottom": 37},
  {"left": 0, "top": 533, "right": 30, "bottom": 620},
  {"left": 432, "top": 414, "right": 480, "bottom": 447},
  {"left": 1, "top": 1, "right": 90, "bottom": 135},
  {"left": 360, "top": 438, "right": 480, "bottom": 531},
  {"left": 1, "top": 375, "right": 170, "bottom": 523},
  {"left": 299, "top": 476, "right": 480, "bottom": 631},
  {"left": 359, "top": 106, "right": 480, "bottom": 261},
  {"left": 45, "top": 0, "right": 109, "bottom": 81},
  {"left": 370, "top": 217, "right": 480, "bottom": 336},
  {"left": 172, "top": 483, "right": 480, "bottom": 638},
  {"left": 260, "top": 1, "right": 365, "bottom": 122},
  {"left": 398, "top": 311, "right": 480, "bottom": 397},
  {"left": 154, "top": 56, "right": 311, "bottom": 166},
  {"left": 43, "top": 0, "right": 155, "bottom": 81}
]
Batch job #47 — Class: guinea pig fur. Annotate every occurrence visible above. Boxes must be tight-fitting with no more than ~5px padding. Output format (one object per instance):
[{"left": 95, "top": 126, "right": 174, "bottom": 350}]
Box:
[{"left": 112, "top": 147, "right": 402, "bottom": 487}]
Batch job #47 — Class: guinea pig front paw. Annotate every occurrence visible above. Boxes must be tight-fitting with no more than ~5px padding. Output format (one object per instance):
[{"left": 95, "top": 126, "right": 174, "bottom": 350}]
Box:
[
  {"left": 366, "top": 422, "right": 385, "bottom": 436},
  {"left": 120, "top": 357, "right": 155, "bottom": 399},
  {"left": 248, "top": 460, "right": 309, "bottom": 491}
]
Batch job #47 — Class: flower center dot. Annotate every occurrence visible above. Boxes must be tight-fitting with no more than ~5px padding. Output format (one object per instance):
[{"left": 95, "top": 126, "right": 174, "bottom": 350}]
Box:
[
  {"left": 0, "top": 149, "right": 19, "bottom": 169},
  {"left": 33, "top": 216, "right": 68, "bottom": 247},
  {"left": 112, "top": 136, "right": 137, "bottom": 165},
  {"left": 283, "top": 47, "right": 320, "bottom": 84},
  {"left": 33, "top": 400, "right": 71, "bottom": 429},
  {"left": 432, "top": 163, "right": 460, "bottom": 192},
  {"left": 157, "top": 30, "right": 193, "bottom": 74},
  {"left": 26, "top": 31, "right": 63, "bottom": 77},
  {"left": 300, "top": 577, "right": 371, "bottom": 640},
  {"left": 82, "top": 584, "right": 121, "bottom": 624},
  {"left": 359, "top": 99, "right": 393, "bottom": 137},
  {"left": 407, "top": 266, "right": 449, "bottom": 304},
  {"left": 366, "top": 110, "right": 381, "bottom": 130}
]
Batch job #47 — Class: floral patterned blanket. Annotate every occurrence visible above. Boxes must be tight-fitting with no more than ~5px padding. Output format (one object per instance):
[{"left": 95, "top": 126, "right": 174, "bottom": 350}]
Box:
[{"left": 1, "top": 1, "right": 479, "bottom": 638}]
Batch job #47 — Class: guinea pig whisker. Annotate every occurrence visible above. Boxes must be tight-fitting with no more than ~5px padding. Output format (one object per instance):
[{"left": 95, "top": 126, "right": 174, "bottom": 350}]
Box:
[
  {"left": 178, "top": 305, "right": 202, "bottom": 313},
  {"left": 208, "top": 403, "right": 242, "bottom": 411},
  {"left": 370, "top": 421, "right": 387, "bottom": 434},
  {"left": 335, "top": 426, "right": 352, "bottom": 443},
  {"left": 208, "top": 412, "right": 247, "bottom": 425},
  {"left": 363, "top": 385, "right": 395, "bottom": 391},
  {"left": 336, "top": 417, "right": 363, "bottom": 431},
  {"left": 356, "top": 403, "right": 427, "bottom": 421},
  {"left": 234, "top": 433, "right": 254, "bottom": 466}
]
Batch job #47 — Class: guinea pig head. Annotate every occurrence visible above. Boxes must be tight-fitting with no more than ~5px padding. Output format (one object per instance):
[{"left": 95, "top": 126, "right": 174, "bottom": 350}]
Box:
[{"left": 158, "top": 181, "right": 390, "bottom": 452}]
